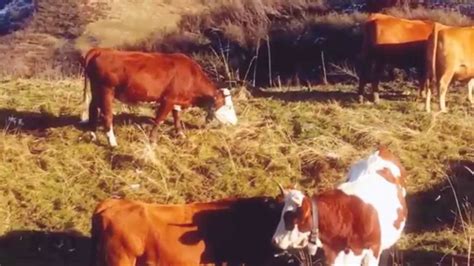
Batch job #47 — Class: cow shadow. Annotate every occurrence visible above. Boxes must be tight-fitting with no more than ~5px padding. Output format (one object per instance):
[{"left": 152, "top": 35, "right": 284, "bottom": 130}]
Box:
[
  {"left": 0, "top": 230, "right": 91, "bottom": 266},
  {"left": 0, "top": 108, "right": 201, "bottom": 136},
  {"left": 0, "top": 108, "right": 78, "bottom": 135},
  {"left": 405, "top": 159, "right": 474, "bottom": 233},
  {"left": 251, "top": 87, "right": 412, "bottom": 105}
]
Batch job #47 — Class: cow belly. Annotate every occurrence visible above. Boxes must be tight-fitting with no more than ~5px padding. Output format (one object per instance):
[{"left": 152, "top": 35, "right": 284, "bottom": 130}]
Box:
[{"left": 115, "top": 85, "right": 161, "bottom": 104}]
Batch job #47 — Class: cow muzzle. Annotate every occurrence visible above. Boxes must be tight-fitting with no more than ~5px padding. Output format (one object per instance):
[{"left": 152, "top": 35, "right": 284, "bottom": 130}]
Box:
[{"left": 215, "top": 91, "right": 237, "bottom": 125}]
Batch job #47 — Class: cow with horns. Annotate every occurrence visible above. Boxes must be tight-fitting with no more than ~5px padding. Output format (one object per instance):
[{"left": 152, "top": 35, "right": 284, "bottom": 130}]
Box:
[
  {"left": 272, "top": 147, "right": 407, "bottom": 265},
  {"left": 81, "top": 48, "right": 238, "bottom": 147}
]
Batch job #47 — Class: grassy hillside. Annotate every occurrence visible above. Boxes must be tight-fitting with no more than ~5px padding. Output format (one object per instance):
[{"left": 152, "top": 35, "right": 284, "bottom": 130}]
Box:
[
  {"left": 0, "top": 77, "right": 472, "bottom": 264},
  {"left": 0, "top": 0, "right": 472, "bottom": 265}
]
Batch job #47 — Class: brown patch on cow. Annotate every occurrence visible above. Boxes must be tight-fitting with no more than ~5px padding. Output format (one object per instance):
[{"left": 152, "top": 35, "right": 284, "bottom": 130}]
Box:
[
  {"left": 377, "top": 146, "right": 407, "bottom": 187},
  {"left": 314, "top": 190, "right": 381, "bottom": 264},
  {"left": 296, "top": 196, "right": 313, "bottom": 232},
  {"left": 376, "top": 167, "right": 408, "bottom": 230}
]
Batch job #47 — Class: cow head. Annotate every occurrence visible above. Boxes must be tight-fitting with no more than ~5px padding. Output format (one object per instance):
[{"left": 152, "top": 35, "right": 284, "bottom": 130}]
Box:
[
  {"left": 272, "top": 184, "right": 317, "bottom": 254},
  {"left": 213, "top": 88, "right": 238, "bottom": 125}
]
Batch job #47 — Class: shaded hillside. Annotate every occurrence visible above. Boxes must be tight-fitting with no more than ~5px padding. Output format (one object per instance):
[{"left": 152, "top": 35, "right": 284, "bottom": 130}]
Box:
[
  {"left": 0, "top": 0, "right": 107, "bottom": 77},
  {"left": 0, "top": 0, "right": 472, "bottom": 82},
  {"left": 0, "top": 0, "right": 35, "bottom": 34}
]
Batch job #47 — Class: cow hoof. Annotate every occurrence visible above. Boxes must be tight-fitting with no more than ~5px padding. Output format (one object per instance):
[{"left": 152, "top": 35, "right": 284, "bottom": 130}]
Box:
[
  {"left": 80, "top": 131, "right": 97, "bottom": 142},
  {"left": 358, "top": 95, "right": 364, "bottom": 104}
]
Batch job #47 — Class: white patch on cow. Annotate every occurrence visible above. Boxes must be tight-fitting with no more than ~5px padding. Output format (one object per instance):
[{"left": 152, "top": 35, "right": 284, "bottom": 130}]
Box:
[
  {"left": 89, "top": 131, "right": 97, "bottom": 142},
  {"left": 173, "top": 105, "right": 182, "bottom": 112},
  {"left": 468, "top": 79, "right": 474, "bottom": 106},
  {"left": 346, "top": 151, "right": 401, "bottom": 182},
  {"left": 106, "top": 127, "right": 118, "bottom": 147},
  {"left": 81, "top": 85, "right": 91, "bottom": 123},
  {"left": 215, "top": 90, "right": 237, "bottom": 125},
  {"left": 338, "top": 150, "right": 404, "bottom": 251},
  {"left": 272, "top": 189, "right": 311, "bottom": 250},
  {"left": 333, "top": 248, "right": 378, "bottom": 266},
  {"left": 80, "top": 112, "right": 89, "bottom": 123}
]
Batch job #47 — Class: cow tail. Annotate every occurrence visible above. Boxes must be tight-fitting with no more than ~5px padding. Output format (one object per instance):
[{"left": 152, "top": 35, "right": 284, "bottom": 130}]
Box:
[{"left": 81, "top": 49, "right": 101, "bottom": 122}]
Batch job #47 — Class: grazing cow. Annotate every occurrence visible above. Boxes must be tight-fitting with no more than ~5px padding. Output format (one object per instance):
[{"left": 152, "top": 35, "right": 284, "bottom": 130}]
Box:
[
  {"left": 424, "top": 23, "right": 474, "bottom": 112},
  {"left": 358, "top": 13, "right": 434, "bottom": 103},
  {"left": 90, "top": 196, "right": 286, "bottom": 266},
  {"left": 272, "top": 147, "right": 407, "bottom": 265},
  {"left": 81, "top": 48, "right": 238, "bottom": 147}
]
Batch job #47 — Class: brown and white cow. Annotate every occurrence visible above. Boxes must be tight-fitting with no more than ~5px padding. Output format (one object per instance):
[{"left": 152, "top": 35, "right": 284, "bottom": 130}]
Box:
[
  {"left": 90, "top": 196, "right": 285, "bottom": 266},
  {"left": 424, "top": 23, "right": 474, "bottom": 112},
  {"left": 272, "top": 147, "right": 407, "bottom": 265},
  {"left": 81, "top": 48, "right": 237, "bottom": 147},
  {"left": 358, "top": 13, "right": 434, "bottom": 103}
]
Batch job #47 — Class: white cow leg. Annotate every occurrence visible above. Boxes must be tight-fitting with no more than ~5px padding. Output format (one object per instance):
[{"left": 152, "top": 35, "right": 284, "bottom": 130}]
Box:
[
  {"left": 425, "top": 85, "right": 432, "bottom": 113},
  {"left": 438, "top": 71, "right": 453, "bottom": 113},
  {"left": 362, "top": 250, "right": 380, "bottom": 266},
  {"left": 80, "top": 86, "right": 92, "bottom": 123},
  {"left": 468, "top": 79, "right": 474, "bottom": 107},
  {"left": 106, "top": 126, "right": 118, "bottom": 147},
  {"left": 80, "top": 110, "right": 89, "bottom": 123}
]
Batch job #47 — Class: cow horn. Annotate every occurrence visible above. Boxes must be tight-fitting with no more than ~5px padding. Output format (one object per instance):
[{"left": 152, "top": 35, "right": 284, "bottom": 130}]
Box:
[{"left": 272, "top": 179, "right": 285, "bottom": 196}]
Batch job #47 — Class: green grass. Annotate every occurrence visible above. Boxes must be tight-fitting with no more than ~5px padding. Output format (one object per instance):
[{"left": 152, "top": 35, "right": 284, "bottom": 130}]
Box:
[{"left": 0, "top": 78, "right": 473, "bottom": 257}]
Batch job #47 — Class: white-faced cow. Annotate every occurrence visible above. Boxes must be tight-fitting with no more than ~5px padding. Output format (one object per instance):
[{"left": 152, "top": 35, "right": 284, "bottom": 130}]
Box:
[
  {"left": 424, "top": 23, "right": 474, "bottom": 112},
  {"left": 90, "top": 196, "right": 288, "bottom": 266},
  {"left": 81, "top": 48, "right": 237, "bottom": 147},
  {"left": 272, "top": 147, "right": 407, "bottom": 265}
]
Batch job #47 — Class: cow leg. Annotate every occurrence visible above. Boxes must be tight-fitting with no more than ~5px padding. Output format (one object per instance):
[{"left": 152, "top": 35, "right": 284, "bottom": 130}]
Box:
[
  {"left": 438, "top": 71, "right": 454, "bottom": 113},
  {"left": 86, "top": 87, "right": 101, "bottom": 142},
  {"left": 101, "top": 88, "right": 117, "bottom": 147},
  {"left": 172, "top": 105, "right": 185, "bottom": 138},
  {"left": 425, "top": 79, "right": 433, "bottom": 113},
  {"left": 357, "top": 60, "right": 372, "bottom": 103},
  {"left": 371, "top": 61, "right": 383, "bottom": 104},
  {"left": 150, "top": 101, "right": 174, "bottom": 141},
  {"left": 418, "top": 74, "right": 427, "bottom": 100},
  {"left": 468, "top": 79, "right": 474, "bottom": 107}
]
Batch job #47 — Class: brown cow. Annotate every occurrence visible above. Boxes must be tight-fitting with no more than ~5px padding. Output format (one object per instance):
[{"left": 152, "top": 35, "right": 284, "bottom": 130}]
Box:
[
  {"left": 81, "top": 48, "right": 237, "bottom": 147},
  {"left": 272, "top": 147, "right": 407, "bottom": 265},
  {"left": 90, "top": 196, "right": 285, "bottom": 266},
  {"left": 358, "top": 13, "right": 434, "bottom": 103},
  {"left": 424, "top": 23, "right": 474, "bottom": 112}
]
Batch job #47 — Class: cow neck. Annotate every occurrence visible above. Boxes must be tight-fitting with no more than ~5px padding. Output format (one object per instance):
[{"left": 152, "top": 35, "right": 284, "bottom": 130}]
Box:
[{"left": 309, "top": 196, "right": 319, "bottom": 246}]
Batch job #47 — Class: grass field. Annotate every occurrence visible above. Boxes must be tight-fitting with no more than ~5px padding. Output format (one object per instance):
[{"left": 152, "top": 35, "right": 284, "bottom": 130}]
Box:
[{"left": 0, "top": 77, "right": 472, "bottom": 265}]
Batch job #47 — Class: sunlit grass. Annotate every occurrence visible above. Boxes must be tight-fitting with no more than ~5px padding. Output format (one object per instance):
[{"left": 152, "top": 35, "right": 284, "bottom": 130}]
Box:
[{"left": 0, "top": 78, "right": 472, "bottom": 255}]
